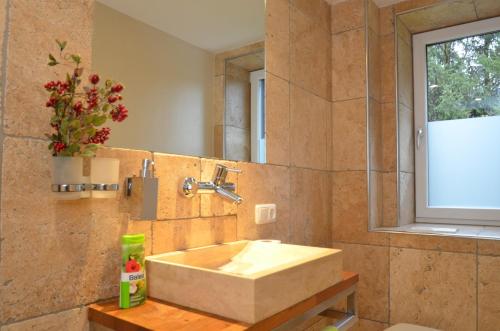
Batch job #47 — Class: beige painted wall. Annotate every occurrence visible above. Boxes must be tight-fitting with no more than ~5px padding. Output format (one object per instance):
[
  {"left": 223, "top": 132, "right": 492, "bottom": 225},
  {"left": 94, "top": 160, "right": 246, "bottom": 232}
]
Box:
[{"left": 92, "top": 3, "right": 214, "bottom": 157}]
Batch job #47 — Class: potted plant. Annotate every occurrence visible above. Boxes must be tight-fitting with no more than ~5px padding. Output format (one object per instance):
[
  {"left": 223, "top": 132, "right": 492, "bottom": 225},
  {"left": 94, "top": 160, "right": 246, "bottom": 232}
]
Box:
[{"left": 44, "top": 40, "right": 128, "bottom": 199}]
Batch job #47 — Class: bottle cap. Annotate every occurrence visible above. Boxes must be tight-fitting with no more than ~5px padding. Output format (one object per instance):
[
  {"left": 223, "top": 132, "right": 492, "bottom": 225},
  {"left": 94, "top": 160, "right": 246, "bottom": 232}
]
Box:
[{"left": 122, "top": 233, "right": 145, "bottom": 245}]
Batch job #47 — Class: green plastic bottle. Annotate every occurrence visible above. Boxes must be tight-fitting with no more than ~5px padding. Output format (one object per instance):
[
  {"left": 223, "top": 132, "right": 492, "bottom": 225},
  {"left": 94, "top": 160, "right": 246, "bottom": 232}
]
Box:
[{"left": 119, "top": 234, "right": 146, "bottom": 308}]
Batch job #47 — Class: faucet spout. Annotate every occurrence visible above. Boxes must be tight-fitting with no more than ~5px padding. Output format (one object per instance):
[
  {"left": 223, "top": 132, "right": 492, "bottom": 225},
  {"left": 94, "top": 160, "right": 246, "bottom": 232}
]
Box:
[
  {"left": 215, "top": 186, "right": 243, "bottom": 204},
  {"left": 181, "top": 164, "right": 243, "bottom": 203}
]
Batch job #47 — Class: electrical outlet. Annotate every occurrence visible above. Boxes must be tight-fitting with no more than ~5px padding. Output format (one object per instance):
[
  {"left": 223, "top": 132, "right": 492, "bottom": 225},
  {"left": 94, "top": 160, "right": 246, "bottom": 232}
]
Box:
[{"left": 255, "top": 204, "right": 277, "bottom": 224}]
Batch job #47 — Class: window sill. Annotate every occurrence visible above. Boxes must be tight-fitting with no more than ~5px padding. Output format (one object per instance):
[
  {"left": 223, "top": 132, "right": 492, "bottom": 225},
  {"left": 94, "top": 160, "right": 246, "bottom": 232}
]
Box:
[{"left": 371, "top": 222, "right": 500, "bottom": 241}]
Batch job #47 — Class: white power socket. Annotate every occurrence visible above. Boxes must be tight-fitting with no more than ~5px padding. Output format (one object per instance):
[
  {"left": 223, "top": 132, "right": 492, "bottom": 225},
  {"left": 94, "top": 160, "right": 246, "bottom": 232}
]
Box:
[{"left": 255, "top": 204, "right": 277, "bottom": 224}]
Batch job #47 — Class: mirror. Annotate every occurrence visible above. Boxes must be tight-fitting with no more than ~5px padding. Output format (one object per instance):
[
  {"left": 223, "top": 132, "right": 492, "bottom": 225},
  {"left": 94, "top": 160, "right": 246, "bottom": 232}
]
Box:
[{"left": 92, "top": 0, "right": 266, "bottom": 162}]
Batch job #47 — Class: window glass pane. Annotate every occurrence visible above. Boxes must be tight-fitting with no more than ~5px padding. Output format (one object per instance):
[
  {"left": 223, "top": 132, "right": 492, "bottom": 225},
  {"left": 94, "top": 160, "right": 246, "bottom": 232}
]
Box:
[
  {"left": 426, "top": 30, "right": 500, "bottom": 209},
  {"left": 426, "top": 31, "right": 500, "bottom": 121}
]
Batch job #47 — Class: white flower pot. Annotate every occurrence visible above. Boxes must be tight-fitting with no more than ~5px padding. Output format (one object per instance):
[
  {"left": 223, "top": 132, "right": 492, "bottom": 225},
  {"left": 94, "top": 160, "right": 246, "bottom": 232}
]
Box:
[{"left": 91, "top": 157, "right": 120, "bottom": 198}]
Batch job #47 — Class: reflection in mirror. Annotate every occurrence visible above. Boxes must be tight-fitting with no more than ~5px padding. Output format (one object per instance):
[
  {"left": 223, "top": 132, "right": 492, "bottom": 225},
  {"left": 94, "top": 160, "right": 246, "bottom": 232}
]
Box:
[
  {"left": 222, "top": 49, "right": 265, "bottom": 163},
  {"left": 92, "top": 0, "right": 265, "bottom": 162}
]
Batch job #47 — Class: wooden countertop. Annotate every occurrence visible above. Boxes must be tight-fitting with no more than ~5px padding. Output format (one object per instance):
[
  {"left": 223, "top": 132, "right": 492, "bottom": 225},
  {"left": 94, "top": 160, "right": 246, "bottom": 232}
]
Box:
[{"left": 88, "top": 271, "right": 359, "bottom": 331}]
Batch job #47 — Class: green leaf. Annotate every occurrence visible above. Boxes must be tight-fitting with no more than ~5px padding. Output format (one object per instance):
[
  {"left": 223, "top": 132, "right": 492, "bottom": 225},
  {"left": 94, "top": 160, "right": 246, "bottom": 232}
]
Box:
[
  {"left": 102, "top": 104, "right": 110, "bottom": 112},
  {"left": 48, "top": 53, "right": 59, "bottom": 66},
  {"left": 86, "top": 127, "right": 96, "bottom": 137},
  {"left": 80, "top": 149, "right": 95, "bottom": 157},
  {"left": 69, "top": 119, "right": 80, "bottom": 129},
  {"left": 60, "top": 118, "right": 69, "bottom": 136},
  {"left": 56, "top": 39, "right": 67, "bottom": 51},
  {"left": 70, "top": 54, "right": 81, "bottom": 65},
  {"left": 85, "top": 144, "right": 99, "bottom": 152},
  {"left": 81, "top": 144, "right": 99, "bottom": 157},
  {"left": 84, "top": 115, "right": 94, "bottom": 125},
  {"left": 66, "top": 144, "right": 80, "bottom": 155},
  {"left": 73, "top": 130, "right": 82, "bottom": 141},
  {"left": 92, "top": 115, "right": 107, "bottom": 126}
]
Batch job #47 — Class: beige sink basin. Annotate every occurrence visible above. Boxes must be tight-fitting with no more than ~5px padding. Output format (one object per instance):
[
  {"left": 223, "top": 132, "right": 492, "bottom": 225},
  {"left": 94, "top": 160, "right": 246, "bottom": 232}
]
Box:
[{"left": 146, "top": 240, "right": 343, "bottom": 323}]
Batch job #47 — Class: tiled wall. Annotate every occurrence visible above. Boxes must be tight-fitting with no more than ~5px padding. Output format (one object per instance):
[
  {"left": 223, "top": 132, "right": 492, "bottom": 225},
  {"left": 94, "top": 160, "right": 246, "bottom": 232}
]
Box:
[
  {"left": 1, "top": 0, "right": 499, "bottom": 330},
  {"left": 0, "top": 0, "right": 333, "bottom": 329},
  {"left": 331, "top": 0, "right": 500, "bottom": 330}
]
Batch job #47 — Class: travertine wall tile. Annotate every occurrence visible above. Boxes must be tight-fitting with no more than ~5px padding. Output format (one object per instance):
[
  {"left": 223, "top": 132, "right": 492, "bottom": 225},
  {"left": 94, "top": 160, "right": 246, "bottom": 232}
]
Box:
[
  {"left": 225, "top": 64, "right": 251, "bottom": 130},
  {"left": 266, "top": 0, "right": 290, "bottom": 80},
  {"left": 369, "top": 99, "right": 382, "bottom": 171},
  {"left": 393, "top": 0, "right": 441, "bottom": 14},
  {"left": 0, "top": 0, "right": 6, "bottom": 118},
  {"left": 382, "top": 102, "right": 396, "bottom": 171},
  {"left": 333, "top": 242, "right": 389, "bottom": 322},
  {"left": 390, "top": 233, "right": 477, "bottom": 254},
  {"left": 332, "top": 171, "right": 388, "bottom": 246},
  {"left": 368, "top": 28, "right": 381, "bottom": 102},
  {"left": 266, "top": 72, "right": 290, "bottom": 166},
  {"left": 214, "top": 42, "right": 265, "bottom": 76},
  {"left": 331, "top": 0, "right": 364, "bottom": 34},
  {"left": 332, "top": 28, "right": 366, "bottom": 101},
  {"left": 396, "top": 27, "right": 413, "bottom": 110},
  {"left": 380, "top": 35, "right": 395, "bottom": 104},
  {"left": 290, "top": 168, "right": 332, "bottom": 247},
  {"left": 390, "top": 248, "right": 477, "bottom": 330},
  {"left": 225, "top": 126, "right": 251, "bottom": 162},
  {"left": 290, "top": 86, "right": 330, "bottom": 170},
  {"left": 368, "top": 0, "right": 380, "bottom": 34},
  {"left": 0, "top": 307, "right": 88, "bottom": 331},
  {"left": 379, "top": 6, "right": 394, "bottom": 36},
  {"left": 332, "top": 98, "right": 366, "bottom": 171},
  {"left": 151, "top": 216, "right": 237, "bottom": 254},
  {"left": 291, "top": 0, "right": 331, "bottom": 33},
  {"left": 398, "top": 104, "right": 414, "bottom": 173},
  {"left": 382, "top": 172, "right": 397, "bottom": 226},
  {"left": 4, "top": 0, "right": 93, "bottom": 138},
  {"left": 0, "top": 137, "right": 148, "bottom": 323},
  {"left": 478, "top": 239, "right": 500, "bottom": 256},
  {"left": 475, "top": 0, "right": 500, "bottom": 19},
  {"left": 154, "top": 153, "right": 200, "bottom": 220},
  {"left": 369, "top": 171, "right": 383, "bottom": 229},
  {"left": 397, "top": 0, "right": 476, "bottom": 34},
  {"left": 236, "top": 162, "right": 290, "bottom": 242},
  {"left": 290, "top": 7, "right": 331, "bottom": 100},
  {"left": 213, "top": 75, "right": 225, "bottom": 126},
  {"left": 478, "top": 255, "right": 500, "bottom": 331},
  {"left": 399, "top": 172, "right": 414, "bottom": 225},
  {"left": 200, "top": 158, "right": 237, "bottom": 217}
]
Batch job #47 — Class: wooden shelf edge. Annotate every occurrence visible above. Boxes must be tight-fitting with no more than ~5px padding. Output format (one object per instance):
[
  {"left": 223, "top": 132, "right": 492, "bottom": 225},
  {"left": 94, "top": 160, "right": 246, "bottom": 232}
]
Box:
[{"left": 88, "top": 271, "right": 359, "bottom": 331}]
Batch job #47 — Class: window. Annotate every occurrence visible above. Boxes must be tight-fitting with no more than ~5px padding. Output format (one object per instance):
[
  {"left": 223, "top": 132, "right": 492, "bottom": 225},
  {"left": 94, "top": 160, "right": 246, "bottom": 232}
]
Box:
[
  {"left": 250, "top": 69, "right": 266, "bottom": 163},
  {"left": 413, "top": 17, "right": 500, "bottom": 225}
]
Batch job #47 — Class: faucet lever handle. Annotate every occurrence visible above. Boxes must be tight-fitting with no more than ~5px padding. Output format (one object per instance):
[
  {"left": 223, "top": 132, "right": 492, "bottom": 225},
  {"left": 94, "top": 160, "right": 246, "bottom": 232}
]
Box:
[{"left": 213, "top": 164, "right": 241, "bottom": 186}]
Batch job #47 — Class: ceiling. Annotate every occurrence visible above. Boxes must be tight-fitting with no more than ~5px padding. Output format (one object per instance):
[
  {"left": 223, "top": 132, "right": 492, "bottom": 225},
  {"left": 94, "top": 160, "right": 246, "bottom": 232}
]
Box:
[{"left": 96, "top": 0, "right": 265, "bottom": 53}]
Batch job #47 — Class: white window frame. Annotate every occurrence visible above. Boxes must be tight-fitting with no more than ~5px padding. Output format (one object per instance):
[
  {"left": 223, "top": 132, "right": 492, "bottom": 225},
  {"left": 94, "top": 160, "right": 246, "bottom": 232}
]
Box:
[{"left": 413, "top": 16, "right": 500, "bottom": 226}]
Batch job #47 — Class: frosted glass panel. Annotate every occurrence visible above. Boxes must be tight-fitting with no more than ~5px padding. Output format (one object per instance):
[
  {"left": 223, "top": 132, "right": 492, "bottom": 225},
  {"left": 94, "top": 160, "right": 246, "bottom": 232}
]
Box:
[{"left": 428, "top": 116, "right": 500, "bottom": 208}]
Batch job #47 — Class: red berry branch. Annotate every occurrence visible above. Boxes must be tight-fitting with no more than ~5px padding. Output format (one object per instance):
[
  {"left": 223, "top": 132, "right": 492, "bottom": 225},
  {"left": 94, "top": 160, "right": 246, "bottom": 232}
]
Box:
[{"left": 44, "top": 40, "right": 128, "bottom": 157}]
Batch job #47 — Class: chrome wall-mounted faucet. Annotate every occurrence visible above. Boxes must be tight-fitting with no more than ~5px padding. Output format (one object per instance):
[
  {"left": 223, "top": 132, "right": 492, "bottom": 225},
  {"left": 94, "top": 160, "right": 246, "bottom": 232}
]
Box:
[{"left": 182, "top": 164, "right": 243, "bottom": 204}]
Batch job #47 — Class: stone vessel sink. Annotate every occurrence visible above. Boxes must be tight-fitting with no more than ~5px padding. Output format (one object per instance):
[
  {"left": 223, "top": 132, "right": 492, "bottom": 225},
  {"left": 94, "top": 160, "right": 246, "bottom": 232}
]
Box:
[{"left": 146, "top": 240, "right": 343, "bottom": 324}]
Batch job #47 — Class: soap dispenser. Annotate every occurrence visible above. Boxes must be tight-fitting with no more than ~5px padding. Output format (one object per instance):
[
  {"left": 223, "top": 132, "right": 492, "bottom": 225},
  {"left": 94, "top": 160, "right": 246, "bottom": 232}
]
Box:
[{"left": 125, "top": 159, "right": 158, "bottom": 220}]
